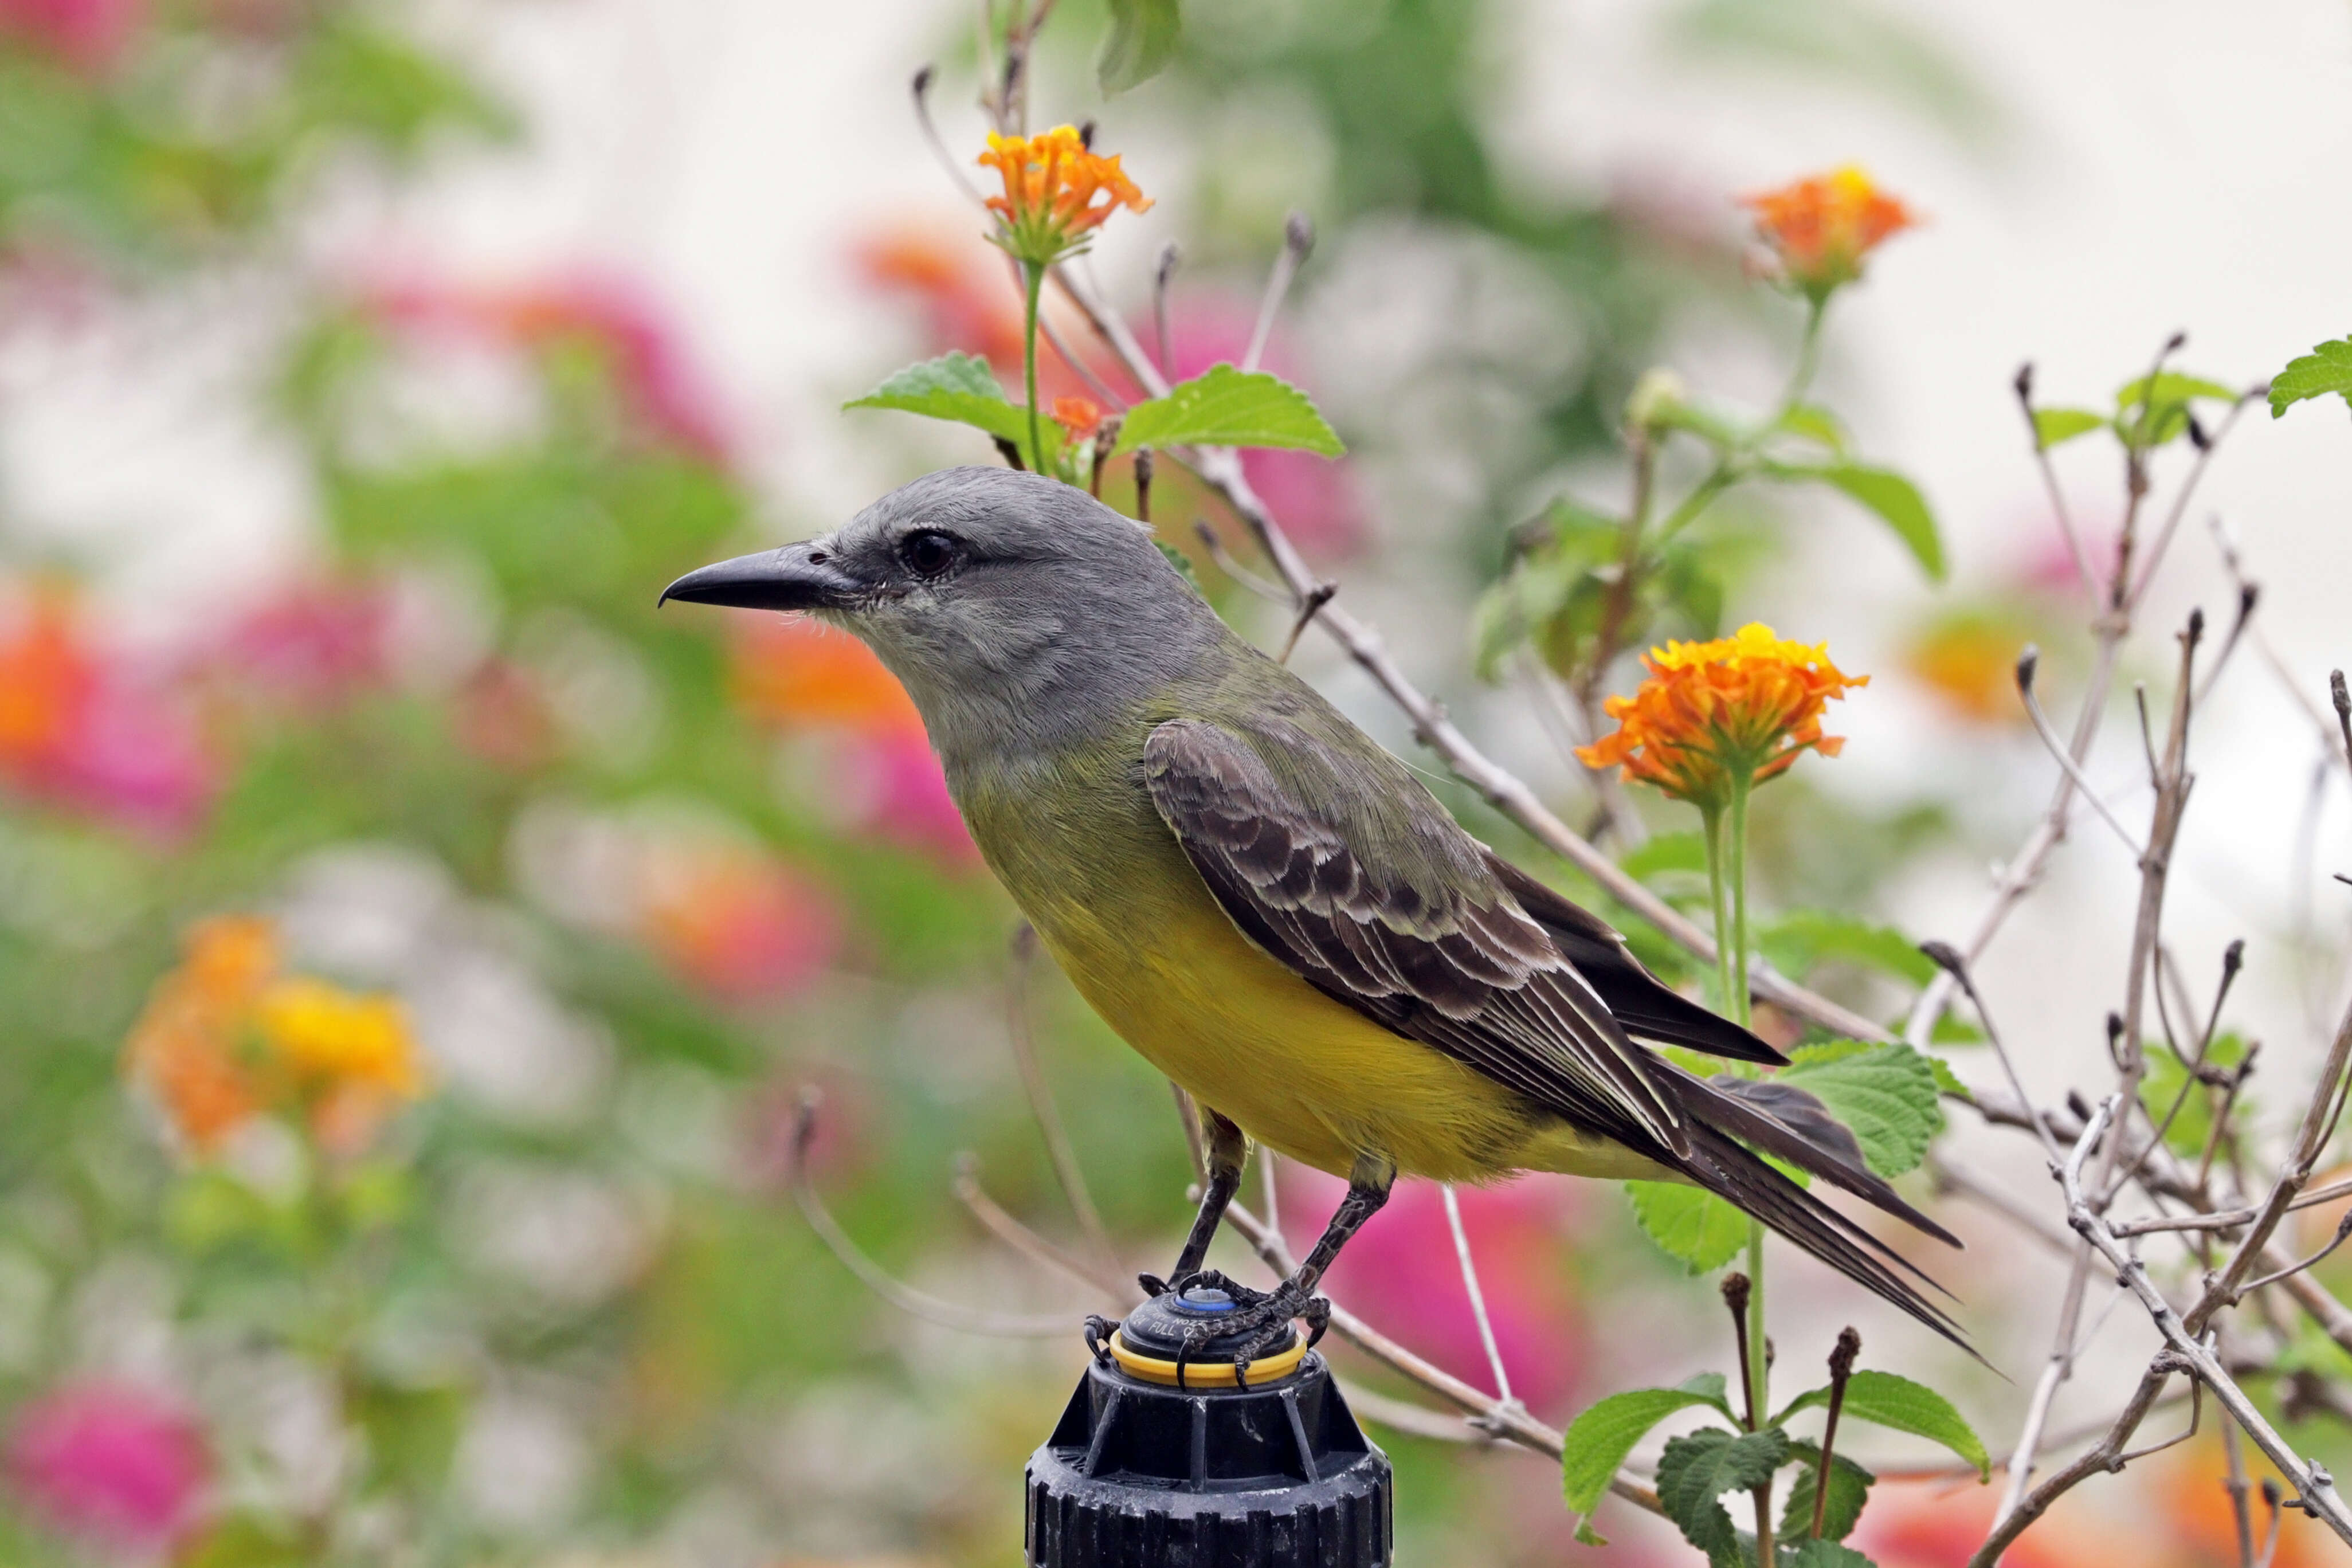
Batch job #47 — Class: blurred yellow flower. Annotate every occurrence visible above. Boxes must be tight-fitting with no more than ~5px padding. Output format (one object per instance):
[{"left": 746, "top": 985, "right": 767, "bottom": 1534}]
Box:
[
  {"left": 977, "top": 126, "right": 1151, "bottom": 267},
  {"left": 1740, "top": 166, "right": 1916, "bottom": 300},
  {"left": 1577, "top": 623, "right": 1867, "bottom": 811},
  {"left": 256, "top": 979, "right": 424, "bottom": 1095},
  {"left": 124, "top": 915, "right": 426, "bottom": 1156}
]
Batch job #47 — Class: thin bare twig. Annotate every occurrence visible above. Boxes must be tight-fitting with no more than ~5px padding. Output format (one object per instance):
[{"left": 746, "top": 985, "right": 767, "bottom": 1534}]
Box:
[
  {"left": 2013, "top": 363, "right": 2099, "bottom": 607},
  {"left": 2016, "top": 648, "right": 2145, "bottom": 859},
  {"left": 1005, "top": 924, "right": 1120, "bottom": 1275},
  {"left": 2052, "top": 1100, "right": 2352, "bottom": 1547},
  {"left": 1441, "top": 1185, "right": 1517, "bottom": 1406},
  {"left": 1244, "top": 213, "right": 1314, "bottom": 374},
  {"left": 787, "top": 1092, "right": 1076, "bottom": 1336}
]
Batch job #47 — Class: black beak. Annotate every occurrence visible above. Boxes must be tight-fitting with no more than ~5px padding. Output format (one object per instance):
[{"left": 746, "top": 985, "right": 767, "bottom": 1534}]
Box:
[{"left": 659, "top": 543, "right": 863, "bottom": 612}]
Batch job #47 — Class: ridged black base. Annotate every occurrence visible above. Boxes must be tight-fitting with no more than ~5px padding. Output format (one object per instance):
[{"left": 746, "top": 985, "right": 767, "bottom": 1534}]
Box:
[
  {"left": 1023, "top": 1302, "right": 1392, "bottom": 1568},
  {"left": 1025, "top": 1447, "right": 1390, "bottom": 1567}
]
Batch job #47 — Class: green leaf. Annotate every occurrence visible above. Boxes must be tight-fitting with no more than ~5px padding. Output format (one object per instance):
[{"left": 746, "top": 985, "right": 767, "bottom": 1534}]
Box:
[
  {"left": 2270, "top": 337, "right": 2352, "bottom": 421},
  {"left": 1621, "top": 830, "right": 1710, "bottom": 883},
  {"left": 1097, "top": 0, "right": 1183, "bottom": 93},
  {"left": 1775, "top": 1370, "right": 1988, "bottom": 1479},
  {"left": 1112, "top": 363, "right": 1345, "bottom": 457},
  {"left": 1657, "top": 1426, "right": 1791, "bottom": 1563},
  {"left": 1628, "top": 1181, "right": 1750, "bottom": 1272},
  {"left": 1779, "top": 1042, "right": 1946, "bottom": 1178},
  {"left": 1780, "top": 1441, "right": 1875, "bottom": 1542},
  {"left": 2115, "top": 370, "right": 2240, "bottom": 449},
  {"left": 1810, "top": 463, "right": 1945, "bottom": 582},
  {"left": 1775, "top": 403, "right": 1849, "bottom": 454},
  {"left": 843, "top": 352, "right": 1060, "bottom": 468},
  {"left": 1926, "top": 1054, "right": 1970, "bottom": 1100},
  {"left": 1757, "top": 910, "right": 1937, "bottom": 989},
  {"left": 2136, "top": 1033, "right": 2249, "bottom": 1156},
  {"left": 1781, "top": 1541, "right": 1877, "bottom": 1568},
  {"left": 2115, "top": 370, "right": 2239, "bottom": 412},
  {"left": 1561, "top": 1379, "right": 1740, "bottom": 1540},
  {"left": 2032, "top": 407, "right": 2107, "bottom": 450}
]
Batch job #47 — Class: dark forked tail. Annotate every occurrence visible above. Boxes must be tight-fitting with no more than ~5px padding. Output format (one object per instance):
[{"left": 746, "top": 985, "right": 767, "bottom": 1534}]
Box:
[{"left": 1660, "top": 1065, "right": 1976, "bottom": 1355}]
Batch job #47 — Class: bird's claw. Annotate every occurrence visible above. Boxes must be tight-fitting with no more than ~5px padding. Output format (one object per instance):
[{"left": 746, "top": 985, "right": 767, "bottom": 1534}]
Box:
[{"left": 1082, "top": 1314, "right": 1120, "bottom": 1365}]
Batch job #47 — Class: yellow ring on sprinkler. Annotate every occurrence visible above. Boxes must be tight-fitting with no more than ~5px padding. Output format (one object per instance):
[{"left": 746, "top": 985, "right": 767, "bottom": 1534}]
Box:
[{"left": 1109, "top": 1327, "right": 1306, "bottom": 1388}]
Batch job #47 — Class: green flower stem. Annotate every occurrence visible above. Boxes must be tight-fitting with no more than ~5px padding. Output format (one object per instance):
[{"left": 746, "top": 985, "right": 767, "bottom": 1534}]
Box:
[
  {"left": 1778, "top": 295, "right": 1828, "bottom": 417},
  {"left": 1704, "top": 772, "right": 1769, "bottom": 1568},
  {"left": 1021, "top": 259, "right": 1047, "bottom": 475}
]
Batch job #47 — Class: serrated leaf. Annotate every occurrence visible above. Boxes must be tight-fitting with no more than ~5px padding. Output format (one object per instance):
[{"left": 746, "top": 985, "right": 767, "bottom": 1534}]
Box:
[
  {"left": 844, "top": 353, "right": 1061, "bottom": 468},
  {"left": 2032, "top": 407, "right": 2107, "bottom": 450},
  {"left": 2270, "top": 337, "right": 2352, "bottom": 422},
  {"left": 1780, "top": 1441, "right": 1874, "bottom": 1542},
  {"left": 1779, "top": 1042, "right": 1945, "bottom": 1178},
  {"left": 1561, "top": 1381, "right": 1739, "bottom": 1539},
  {"left": 1781, "top": 1541, "right": 1877, "bottom": 1568},
  {"left": 1097, "top": 0, "right": 1182, "bottom": 93},
  {"left": 1111, "top": 363, "right": 1344, "bottom": 457},
  {"left": 1157, "top": 540, "right": 1205, "bottom": 593},
  {"left": 1774, "top": 1370, "right": 1988, "bottom": 1479},
  {"left": 1628, "top": 1180, "right": 1750, "bottom": 1272},
  {"left": 1808, "top": 463, "right": 1945, "bottom": 582},
  {"left": 1926, "top": 1054, "right": 1970, "bottom": 1099},
  {"left": 1757, "top": 910, "right": 1937, "bottom": 988},
  {"left": 1657, "top": 1427, "right": 1791, "bottom": 1563}
]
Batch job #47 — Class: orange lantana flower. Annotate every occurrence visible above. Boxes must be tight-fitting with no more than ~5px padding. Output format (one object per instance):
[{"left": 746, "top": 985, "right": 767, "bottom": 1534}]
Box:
[
  {"left": 1740, "top": 166, "right": 1916, "bottom": 300},
  {"left": 124, "top": 915, "right": 428, "bottom": 1156},
  {"left": 1576, "top": 624, "right": 1867, "bottom": 812},
  {"left": 977, "top": 126, "right": 1152, "bottom": 268},
  {"left": 1050, "top": 397, "right": 1104, "bottom": 441}
]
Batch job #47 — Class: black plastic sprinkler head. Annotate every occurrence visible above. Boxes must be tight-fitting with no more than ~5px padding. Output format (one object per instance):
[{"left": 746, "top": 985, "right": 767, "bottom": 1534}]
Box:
[{"left": 1025, "top": 1279, "right": 1393, "bottom": 1566}]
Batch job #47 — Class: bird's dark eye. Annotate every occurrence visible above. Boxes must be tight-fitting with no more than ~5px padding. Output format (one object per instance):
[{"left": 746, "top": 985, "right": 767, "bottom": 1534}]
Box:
[{"left": 897, "top": 529, "right": 962, "bottom": 578}]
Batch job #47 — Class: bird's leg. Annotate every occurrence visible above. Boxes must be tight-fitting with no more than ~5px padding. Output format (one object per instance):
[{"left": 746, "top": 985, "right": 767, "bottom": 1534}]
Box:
[
  {"left": 1138, "top": 1107, "right": 1246, "bottom": 1298},
  {"left": 1196, "top": 1153, "right": 1394, "bottom": 1371}
]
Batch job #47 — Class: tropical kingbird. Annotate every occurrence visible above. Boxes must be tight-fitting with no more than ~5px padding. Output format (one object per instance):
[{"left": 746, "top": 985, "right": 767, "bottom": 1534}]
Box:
[{"left": 663, "top": 468, "right": 1961, "bottom": 1367}]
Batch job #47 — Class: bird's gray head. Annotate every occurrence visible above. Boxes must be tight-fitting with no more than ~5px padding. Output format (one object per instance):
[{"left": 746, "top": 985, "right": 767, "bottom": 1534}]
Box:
[{"left": 660, "top": 468, "right": 1222, "bottom": 759}]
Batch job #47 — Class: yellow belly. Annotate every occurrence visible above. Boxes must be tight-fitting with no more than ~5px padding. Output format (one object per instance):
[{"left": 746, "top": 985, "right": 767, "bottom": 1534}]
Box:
[{"left": 1015, "top": 836, "right": 1662, "bottom": 1186}]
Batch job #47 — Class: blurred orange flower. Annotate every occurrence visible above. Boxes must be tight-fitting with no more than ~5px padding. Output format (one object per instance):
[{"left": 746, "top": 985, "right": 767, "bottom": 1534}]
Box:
[
  {"left": 731, "top": 619, "right": 920, "bottom": 736},
  {"left": 124, "top": 916, "right": 427, "bottom": 1155},
  {"left": 977, "top": 126, "right": 1152, "bottom": 267},
  {"left": 1577, "top": 623, "right": 1867, "bottom": 812},
  {"left": 854, "top": 225, "right": 1029, "bottom": 370},
  {"left": 1051, "top": 396, "right": 1104, "bottom": 440},
  {"left": 1741, "top": 166, "right": 1916, "bottom": 300},
  {"left": 1905, "top": 610, "right": 2030, "bottom": 725}
]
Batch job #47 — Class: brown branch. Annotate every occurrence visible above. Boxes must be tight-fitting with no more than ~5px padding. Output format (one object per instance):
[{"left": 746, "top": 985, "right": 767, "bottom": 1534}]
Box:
[{"left": 1003, "top": 924, "right": 1120, "bottom": 1275}]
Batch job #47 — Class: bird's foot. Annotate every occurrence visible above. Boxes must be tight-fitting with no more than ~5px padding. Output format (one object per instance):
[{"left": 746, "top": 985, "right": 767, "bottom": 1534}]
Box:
[{"left": 1166, "top": 1276, "right": 1327, "bottom": 1387}]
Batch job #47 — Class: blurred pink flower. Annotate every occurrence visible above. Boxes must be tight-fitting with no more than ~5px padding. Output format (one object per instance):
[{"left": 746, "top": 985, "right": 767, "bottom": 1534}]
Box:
[
  {"left": 211, "top": 578, "right": 390, "bottom": 711},
  {"left": 1279, "top": 1167, "right": 1585, "bottom": 1410},
  {"left": 838, "top": 730, "right": 978, "bottom": 867},
  {"left": 0, "top": 582, "right": 217, "bottom": 837},
  {"left": 1145, "top": 297, "right": 1364, "bottom": 558},
  {"left": 363, "top": 270, "right": 734, "bottom": 466},
  {"left": 6, "top": 1381, "right": 209, "bottom": 1553},
  {"left": 635, "top": 838, "right": 840, "bottom": 1003},
  {"left": 0, "top": 0, "right": 142, "bottom": 74}
]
